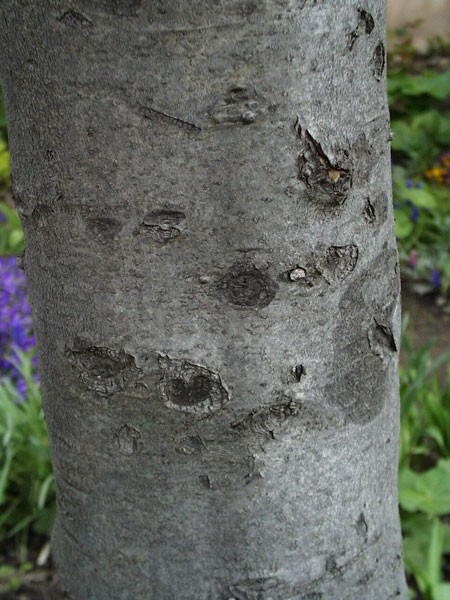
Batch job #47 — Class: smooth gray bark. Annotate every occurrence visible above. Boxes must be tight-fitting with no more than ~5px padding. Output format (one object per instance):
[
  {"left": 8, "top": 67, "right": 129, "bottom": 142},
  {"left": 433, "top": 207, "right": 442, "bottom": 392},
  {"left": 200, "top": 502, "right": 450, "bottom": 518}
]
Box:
[{"left": 0, "top": 1, "right": 407, "bottom": 598}]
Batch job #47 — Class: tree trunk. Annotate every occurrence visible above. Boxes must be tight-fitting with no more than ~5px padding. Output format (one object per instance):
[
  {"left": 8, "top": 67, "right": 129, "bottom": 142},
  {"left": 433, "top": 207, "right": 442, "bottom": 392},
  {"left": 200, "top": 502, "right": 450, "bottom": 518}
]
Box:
[{"left": 0, "top": 1, "right": 408, "bottom": 598}]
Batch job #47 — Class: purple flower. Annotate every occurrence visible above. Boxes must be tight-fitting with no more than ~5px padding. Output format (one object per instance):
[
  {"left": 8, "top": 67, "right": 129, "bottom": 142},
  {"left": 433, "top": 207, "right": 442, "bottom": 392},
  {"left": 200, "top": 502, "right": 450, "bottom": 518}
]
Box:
[
  {"left": 0, "top": 256, "right": 39, "bottom": 396},
  {"left": 406, "top": 179, "right": 413, "bottom": 189},
  {"left": 416, "top": 181, "right": 424, "bottom": 189},
  {"left": 0, "top": 213, "right": 7, "bottom": 223},
  {"left": 431, "top": 270, "right": 441, "bottom": 289},
  {"left": 411, "top": 206, "right": 419, "bottom": 223}
]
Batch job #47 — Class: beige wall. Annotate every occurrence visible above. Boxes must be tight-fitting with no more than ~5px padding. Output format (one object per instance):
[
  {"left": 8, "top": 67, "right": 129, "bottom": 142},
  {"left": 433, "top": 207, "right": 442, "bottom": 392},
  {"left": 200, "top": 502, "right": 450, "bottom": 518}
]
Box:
[{"left": 387, "top": 0, "right": 450, "bottom": 49}]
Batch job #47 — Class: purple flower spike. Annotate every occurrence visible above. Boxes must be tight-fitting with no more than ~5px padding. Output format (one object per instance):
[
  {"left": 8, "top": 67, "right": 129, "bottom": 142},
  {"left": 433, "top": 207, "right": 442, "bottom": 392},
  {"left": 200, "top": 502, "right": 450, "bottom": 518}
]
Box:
[
  {"left": 411, "top": 206, "right": 419, "bottom": 223},
  {"left": 406, "top": 179, "right": 413, "bottom": 189},
  {"left": 431, "top": 270, "right": 441, "bottom": 289},
  {"left": 0, "top": 255, "right": 39, "bottom": 396},
  {"left": 416, "top": 181, "right": 424, "bottom": 189}
]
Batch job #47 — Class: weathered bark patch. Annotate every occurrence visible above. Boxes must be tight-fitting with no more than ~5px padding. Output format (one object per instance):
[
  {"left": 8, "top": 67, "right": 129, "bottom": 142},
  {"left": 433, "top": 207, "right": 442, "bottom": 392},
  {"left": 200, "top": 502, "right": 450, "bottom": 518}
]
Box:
[
  {"left": 327, "top": 252, "right": 399, "bottom": 424},
  {"left": 68, "top": 346, "right": 143, "bottom": 396},
  {"left": 372, "top": 42, "right": 385, "bottom": 80},
  {"left": 322, "top": 245, "right": 358, "bottom": 282},
  {"left": 138, "top": 209, "right": 186, "bottom": 244},
  {"left": 369, "top": 319, "right": 398, "bottom": 356},
  {"left": 174, "top": 434, "right": 204, "bottom": 456},
  {"left": 115, "top": 424, "right": 142, "bottom": 455},
  {"left": 363, "top": 193, "right": 388, "bottom": 226},
  {"left": 363, "top": 198, "right": 376, "bottom": 224},
  {"left": 157, "top": 355, "right": 229, "bottom": 414},
  {"left": 282, "top": 244, "right": 358, "bottom": 295},
  {"left": 281, "top": 263, "right": 325, "bottom": 295},
  {"left": 86, "top": 217, "right": 123, "bottom": 241},
  {"left": 219, "top": 263, "right": 278, "bottom": 308},
  {"left": 347, "top": 9, "right": 374, "bottom": 50},
  {"left": 59, "top": 10, "right": 93, "bottom": 27},
  {"left": 210, "top": 84, "right": 264, "bottom": 125},
  {"left": 328, "top": 331, "right": 387, "bottom": 424},
  {"left": 292, "top": 364, "right": 306, "bottom": 382},
  {"left": 287, "top": 266, "right": 307, "bottom": 281},
  {"left": 231, "top": 397, "right": 337, "bottom": 440},
  {"left": 356, "top": 512, "right": 369, "bottom": 540},
  {"left": 229, "top": 576, "right": 287, "bottom": 600},
  {"left": 29, "top": 204, "right": 56, "bottom": 227}
]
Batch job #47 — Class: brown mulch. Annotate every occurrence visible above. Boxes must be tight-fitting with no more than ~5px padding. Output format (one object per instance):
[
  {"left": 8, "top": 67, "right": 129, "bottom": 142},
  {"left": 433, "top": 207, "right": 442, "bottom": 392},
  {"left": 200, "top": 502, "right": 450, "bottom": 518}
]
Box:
[
  {"left": 0, "top": 572, "right": 65, "bottom": 600},
  {"left": 401, "top": 282, "right": 450, "bottom": 382}
]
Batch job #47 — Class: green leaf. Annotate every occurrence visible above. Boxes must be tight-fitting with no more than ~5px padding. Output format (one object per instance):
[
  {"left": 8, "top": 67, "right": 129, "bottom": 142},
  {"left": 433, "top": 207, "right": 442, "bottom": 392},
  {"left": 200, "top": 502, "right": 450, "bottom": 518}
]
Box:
[
  {"left": 427, "top": 518, "right": 443, "bottom": 586},
  {"left": 8, "top": 229, "right": 24, "bottom": 249},
  {"left": 388, "top": 67, "right": 450, "bottom": 101},
  {"left": 32, "top": 505, "right": 56, "bottom": 537},
  {"left": 391, "top": 110, "right": 450, "bottom": 170},
  {"left": 399, "top": 459, "right": 450, "bottom": 515},
  {"left": 402, "top": 67, "right": 450, "bottom": 100},
  {"left": 442, "top": 257, "right": 450, "bottom": 281},
  {"left": 398, "top": 189, "right": 437, "bottom": 210},
  {"left": 0, "top": 143, "right": 10, "bottom": 183},
  {"left": 395, "top": 210, "right": 414, "bottom": 239},
  {"left": 432, "top": 583, "right": 450, "bottom": 600},
  {"left": 37, "top": 473, "right": 54, "bottom": 510}
]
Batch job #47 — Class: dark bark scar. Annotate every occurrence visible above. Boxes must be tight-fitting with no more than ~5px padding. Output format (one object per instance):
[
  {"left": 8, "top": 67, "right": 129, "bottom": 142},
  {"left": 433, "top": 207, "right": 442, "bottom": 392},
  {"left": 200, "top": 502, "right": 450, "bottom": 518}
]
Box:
[
  {"left": 139, "top": 106, "right": 201, "bottom": 132},
  {"left": 295, "top": 118, "right": 352, "bottom": 205}
]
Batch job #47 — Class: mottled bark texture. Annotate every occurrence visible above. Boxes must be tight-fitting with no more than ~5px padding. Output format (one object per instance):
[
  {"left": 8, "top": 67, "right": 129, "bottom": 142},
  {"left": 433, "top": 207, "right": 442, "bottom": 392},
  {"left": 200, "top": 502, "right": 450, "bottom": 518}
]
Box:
[{"left": 0, "top": 1, "right": 408, "bottom": 598}]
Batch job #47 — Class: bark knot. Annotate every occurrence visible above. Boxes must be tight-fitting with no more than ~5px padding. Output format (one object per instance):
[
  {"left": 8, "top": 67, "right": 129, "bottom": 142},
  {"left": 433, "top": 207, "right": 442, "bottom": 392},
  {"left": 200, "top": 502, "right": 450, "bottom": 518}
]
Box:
[
  {"left": 295, "top": 120, "right": 352, "bottom": 206},
  {"left": 157, "top": 355, "right": 229, "bottom": 415},
  {"left": 219, "top": 263, "right": 278, "bottom": 308}
]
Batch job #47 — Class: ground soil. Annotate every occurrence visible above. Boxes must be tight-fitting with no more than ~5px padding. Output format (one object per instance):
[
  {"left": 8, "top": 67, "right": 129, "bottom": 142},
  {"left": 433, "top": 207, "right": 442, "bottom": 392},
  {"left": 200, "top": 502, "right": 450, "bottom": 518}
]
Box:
[{"left": 401, "top": 282, "right": 450, "bottom": 374}]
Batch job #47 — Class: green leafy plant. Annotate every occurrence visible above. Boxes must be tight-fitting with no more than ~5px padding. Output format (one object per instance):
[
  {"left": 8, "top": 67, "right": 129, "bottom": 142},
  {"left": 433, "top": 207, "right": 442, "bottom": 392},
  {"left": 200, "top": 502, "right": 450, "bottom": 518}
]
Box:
[
  {"left": 399, "top": 316, "right": 450, "bottom": 469},
  {"left": 0, "top": 562, "right": 33, "bottom": 593},
  {"left": 0, "top": 88, "right": 7, "bottom": 144},
  {"left": 0, "top": 140, "right": 9, "bottom": 188},
  {"left": 0, "top": 351, "right": 55, "bottom": 560},
  {"left": 0, "top": 201, "right": 24, "bottom": 255},
  {"left": 399, "top": 317, "right": 450, "bottom": 600},
  {"left": 0, "top": 89, "right": 9, "bottom": 194},
  {"left": 388, "top": 59, "right": 450, "bottom": 296},
  {"left": 401, "top": 513, "right": 450, "bottom": 600}
]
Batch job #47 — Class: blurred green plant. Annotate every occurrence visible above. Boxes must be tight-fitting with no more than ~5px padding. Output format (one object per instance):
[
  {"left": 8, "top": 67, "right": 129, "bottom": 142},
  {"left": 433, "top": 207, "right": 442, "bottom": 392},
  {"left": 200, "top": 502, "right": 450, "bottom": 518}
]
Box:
[
  {"left": 400, "top": 317, "right": 450, "bottom": 469},
  {"left": 399, "top": 316, "right": 450, "bottom": 600},
  {"left": 0, "top": 351, "right": 55, "bottom": 562},
  {"left": 0, "top": 89, "right": 9, "bottom": 190},
  {"left": 0, "top": 201, "right": 24, "bottom": 255},
  {"left": 0, "top": 562, "right": 32, "bottom": 593},
  {"left": 0, "top": 140, "right": 10, "bottom": 188},
  {"left": 0, "top": 88, "right": 7, "bottom": 143},
  {"left": 389, "top": 60, "right": 450, "bottom": 296}
]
